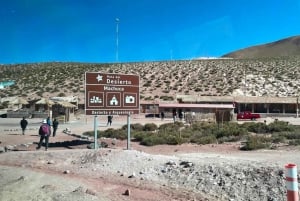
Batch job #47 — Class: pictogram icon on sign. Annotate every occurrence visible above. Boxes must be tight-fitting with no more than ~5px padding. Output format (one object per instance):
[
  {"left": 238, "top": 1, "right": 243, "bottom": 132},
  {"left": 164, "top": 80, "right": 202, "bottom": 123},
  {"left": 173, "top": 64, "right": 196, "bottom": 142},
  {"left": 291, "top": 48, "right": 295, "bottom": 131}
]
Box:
[{"left": 109, "top": 95, "right": 119, "bottom": 105}]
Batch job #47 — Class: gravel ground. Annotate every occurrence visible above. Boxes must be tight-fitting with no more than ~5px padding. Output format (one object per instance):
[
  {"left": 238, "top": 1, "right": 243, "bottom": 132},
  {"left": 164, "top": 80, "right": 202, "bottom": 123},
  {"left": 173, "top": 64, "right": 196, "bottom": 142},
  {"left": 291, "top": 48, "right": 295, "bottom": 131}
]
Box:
[
  {"left": 1, "top": 116, "right": 300, "bottom": 201},
  {"left": 1, "top": 146, "right": 300, "bottom": 201}
]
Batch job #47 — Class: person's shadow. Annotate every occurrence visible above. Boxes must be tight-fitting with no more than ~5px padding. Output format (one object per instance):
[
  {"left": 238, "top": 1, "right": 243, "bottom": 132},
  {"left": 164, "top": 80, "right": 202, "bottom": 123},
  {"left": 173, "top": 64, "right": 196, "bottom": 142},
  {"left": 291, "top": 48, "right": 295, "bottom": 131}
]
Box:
[{"left": 33, "top": 140, "right": 92, "bottom": 149}]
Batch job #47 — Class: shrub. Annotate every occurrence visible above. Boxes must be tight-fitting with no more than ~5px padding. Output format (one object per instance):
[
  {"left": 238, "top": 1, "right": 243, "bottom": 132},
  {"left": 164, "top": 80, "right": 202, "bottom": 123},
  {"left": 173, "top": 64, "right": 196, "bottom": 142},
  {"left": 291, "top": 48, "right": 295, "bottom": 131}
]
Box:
[
  {"left": 144, "top": 123, "right": 158, "bottom": 131},
  {"left": 122, "top": 123, "right": 144, "bottom": 131},
  {"left": 217, "top": 136, "right": 241, "bottom": 143},
  {"left": 289, "top": 139, "right": 300, "bottom": 146},
  {"left": 240, "top": 135, "right": 271, "bottom": 150},
  {"left": 101, "top": 128, "right": 127, "bottom": 140},
  {"left": 133, "top": 131, "right": 148, "bottom": 141},
  {"left": 140, "top": 135, "right": 165, "bottom": 146},
  {"left": 242, "top": 122, "right": 268, "bottom": 133},
  {"left": 164, "top": 134, "right": 185, "bottom": 145},
  {"left": 268, "top": 121, "right": 294, "bottom": 133},
  {"left": 191, "top": 122, "right": 216, "bottom": 131},
  {"left": 159, "top": 122, "right": 184, "bottom": 130},
  {"left": 214, "top": 123, "right": 247, "bottom": 139},
  {"left": 190, "top": 135, "right": 217, "bottom": 144},
  {"left": 58, "top": 92, "right": 66, "bottom": 97},
  {"left": 82, "top": 130, "right": 101, "bottom": 137},
  {"left": 160, "top": 96, "right": 174, "bottom": 101},
  {"left": 270, "top": 134, "right": 286, "bottom": 143},
  {"left": 83, "top": 128, "right": 127, "bottom": 140},
  {"left": 281, "top": 132, "right": 300, "bottom": 139}
]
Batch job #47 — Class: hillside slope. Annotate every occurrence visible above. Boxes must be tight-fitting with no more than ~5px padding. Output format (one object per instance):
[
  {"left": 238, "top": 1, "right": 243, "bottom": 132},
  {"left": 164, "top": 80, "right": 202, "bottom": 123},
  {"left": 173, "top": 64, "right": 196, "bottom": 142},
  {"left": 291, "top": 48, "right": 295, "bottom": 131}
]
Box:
[
  {"left": 222, "top": 35, "right": 300, "bottom": 59},
  {"left": 1, "top": 57, "right": 300, "bottom": 103}
]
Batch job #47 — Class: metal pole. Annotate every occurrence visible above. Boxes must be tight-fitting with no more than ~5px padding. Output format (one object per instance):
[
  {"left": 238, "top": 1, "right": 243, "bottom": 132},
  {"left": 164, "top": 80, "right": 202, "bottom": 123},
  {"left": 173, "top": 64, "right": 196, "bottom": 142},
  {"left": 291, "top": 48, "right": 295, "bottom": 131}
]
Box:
[
  {"left": 297, "top": 97, "right": 299, "bottom": 118},
  {"left": 244, "top": 65, "right": 247, "bottom": 111},
  {"left": 116, "top": 18, "right": 119, "bottom": 62},
  {"left": 94, "top": 115, "right": 98, "bottom": 150},
  {"left": 127, "top": 114, "right": 131, "bottom": 150}
]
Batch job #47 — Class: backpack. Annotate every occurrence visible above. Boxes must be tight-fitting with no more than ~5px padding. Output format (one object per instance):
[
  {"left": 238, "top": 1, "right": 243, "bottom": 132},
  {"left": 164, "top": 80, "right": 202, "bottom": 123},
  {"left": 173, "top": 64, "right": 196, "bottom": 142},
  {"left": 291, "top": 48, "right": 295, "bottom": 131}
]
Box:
[{"left": 40, "top": 124, "right": 49, "bottom": 135}]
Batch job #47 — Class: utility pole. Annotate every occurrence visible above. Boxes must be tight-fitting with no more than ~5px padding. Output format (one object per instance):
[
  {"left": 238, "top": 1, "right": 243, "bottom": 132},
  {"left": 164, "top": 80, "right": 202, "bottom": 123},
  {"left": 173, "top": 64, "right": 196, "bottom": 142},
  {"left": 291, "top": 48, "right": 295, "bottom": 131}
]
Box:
[
  {"left": 116, "top": 18, "right": 119, "bottom": 62},
  {"left": 244, "top": 64, "right": 247, "bottom": 111}
]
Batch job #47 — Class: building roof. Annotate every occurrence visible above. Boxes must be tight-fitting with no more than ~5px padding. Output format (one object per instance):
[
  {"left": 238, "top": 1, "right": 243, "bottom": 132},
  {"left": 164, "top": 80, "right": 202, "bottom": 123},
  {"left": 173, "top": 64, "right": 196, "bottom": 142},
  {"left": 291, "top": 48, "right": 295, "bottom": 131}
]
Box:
[
  {"left": 159, "top": 103, "right": 234, "bottom": 109},
  {"left": 176, "top": 95, "right": 298, "bottom": 104},
  {"left": 0, "top": 96, "right": 28, "bottom": 105},
  {"left": 53, "top": 101, "right": 77, "bottom": 108},
  {"left": 177, "top": 95, "right": 234, "bottom": 103},
  {"left": 234, "top": 96, "right": 297, "bottom": 104},
  {"left": 35, "top": 98, "right": 55, "bottom": 105},
  {"left": 50, "top": 96, "right": 78, "bottom": 103}
]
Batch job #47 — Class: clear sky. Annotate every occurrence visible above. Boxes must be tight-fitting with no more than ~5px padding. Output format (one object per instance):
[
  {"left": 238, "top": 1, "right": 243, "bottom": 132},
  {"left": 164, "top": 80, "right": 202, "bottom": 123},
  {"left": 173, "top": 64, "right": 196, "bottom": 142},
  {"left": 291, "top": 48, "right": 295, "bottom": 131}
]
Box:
[{"left": 1, "top": 0, "right": 300, "bottom": 64}]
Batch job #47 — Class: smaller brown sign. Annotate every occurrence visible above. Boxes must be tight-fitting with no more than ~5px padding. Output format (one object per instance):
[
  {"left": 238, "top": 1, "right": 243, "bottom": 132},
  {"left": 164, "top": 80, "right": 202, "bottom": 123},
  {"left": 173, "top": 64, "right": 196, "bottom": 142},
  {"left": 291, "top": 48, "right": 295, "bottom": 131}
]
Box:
[{"left": 85, "top": 72, "right": 140, "bottom": 115}]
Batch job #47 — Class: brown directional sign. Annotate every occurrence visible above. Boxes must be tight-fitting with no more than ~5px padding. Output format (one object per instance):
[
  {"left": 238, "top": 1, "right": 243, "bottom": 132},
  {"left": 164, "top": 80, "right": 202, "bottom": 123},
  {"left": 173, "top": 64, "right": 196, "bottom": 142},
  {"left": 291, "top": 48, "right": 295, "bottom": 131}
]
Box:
[{"left": 85, "top": 72, "right": 140, "bottom": 115}]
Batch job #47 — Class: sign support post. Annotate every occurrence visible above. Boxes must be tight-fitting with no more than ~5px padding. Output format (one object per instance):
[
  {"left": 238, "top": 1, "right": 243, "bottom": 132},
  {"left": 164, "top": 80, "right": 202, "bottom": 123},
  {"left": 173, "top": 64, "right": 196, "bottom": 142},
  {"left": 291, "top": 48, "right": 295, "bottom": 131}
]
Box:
[
  {"left": 94, "top": 115, "right": 98, "bottom": 150},
  {"left": 127, "top": 114, "right": 131, "bottom": 150}
]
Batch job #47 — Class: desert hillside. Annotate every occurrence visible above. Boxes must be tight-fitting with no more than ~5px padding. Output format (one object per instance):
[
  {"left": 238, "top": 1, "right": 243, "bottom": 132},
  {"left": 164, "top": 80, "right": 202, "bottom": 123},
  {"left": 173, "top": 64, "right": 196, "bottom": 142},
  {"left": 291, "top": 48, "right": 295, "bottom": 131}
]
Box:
[
  {"left": 222, "top": 35, "right": 300, "bottom": 59},
  {"left": 0, "top": 56, "right": 300, "bottom": 103}
]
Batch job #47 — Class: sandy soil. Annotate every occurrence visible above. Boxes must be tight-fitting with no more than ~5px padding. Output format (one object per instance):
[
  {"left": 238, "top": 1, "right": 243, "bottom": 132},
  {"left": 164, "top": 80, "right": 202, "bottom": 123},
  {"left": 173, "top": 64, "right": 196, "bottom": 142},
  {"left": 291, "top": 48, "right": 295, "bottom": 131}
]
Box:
[{"left": 1, "top": 115, "right": 300, "bottom": 201}]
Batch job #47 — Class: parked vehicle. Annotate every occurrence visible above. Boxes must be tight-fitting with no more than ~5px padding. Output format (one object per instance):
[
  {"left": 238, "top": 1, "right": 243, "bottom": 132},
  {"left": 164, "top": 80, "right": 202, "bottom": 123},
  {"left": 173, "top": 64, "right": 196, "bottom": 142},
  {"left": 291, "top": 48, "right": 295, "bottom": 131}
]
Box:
[{"left": 237, "top": 111, "right": 261, "bottom": 120}]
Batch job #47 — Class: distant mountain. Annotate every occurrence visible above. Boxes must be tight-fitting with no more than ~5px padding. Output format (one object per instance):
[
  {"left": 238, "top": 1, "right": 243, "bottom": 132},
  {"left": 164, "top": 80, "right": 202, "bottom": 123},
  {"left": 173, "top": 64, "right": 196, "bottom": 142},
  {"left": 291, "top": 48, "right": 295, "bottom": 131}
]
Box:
[{"left": 222, "top": 35, "right": 300, "bottom": 59}]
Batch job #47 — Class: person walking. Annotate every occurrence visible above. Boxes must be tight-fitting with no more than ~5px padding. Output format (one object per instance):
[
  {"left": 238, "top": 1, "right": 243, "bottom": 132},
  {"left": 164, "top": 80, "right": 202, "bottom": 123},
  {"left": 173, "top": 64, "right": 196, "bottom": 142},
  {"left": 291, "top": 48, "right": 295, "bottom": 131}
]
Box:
[
  {"left": 20, "top": 117, "right": 28, "bottom": 135},
  {"left": 161, "top": 111, "right": 165, "bottom": 121},
  {"left": 107, "top": 115, "right": 113, "bottom": 126},
  {"left": 172, "top": 110, "right": 177, "bottom": 123},
  {"left": 52, "top": 118, "right": 59, "bottom": 137},
  {"left": 46, "top": 116, "right": 51, "bottom": 126},
  {"left": 36, "top": 119, "right": 51, "bottom": 151}
]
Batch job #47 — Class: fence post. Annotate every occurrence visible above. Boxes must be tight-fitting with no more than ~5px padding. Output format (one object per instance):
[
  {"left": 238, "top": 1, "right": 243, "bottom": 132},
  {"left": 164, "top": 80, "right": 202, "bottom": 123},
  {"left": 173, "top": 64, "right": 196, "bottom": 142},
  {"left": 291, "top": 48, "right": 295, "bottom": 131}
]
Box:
[{"left": 285, "top": 163, "right": 299, "bottom": 201}]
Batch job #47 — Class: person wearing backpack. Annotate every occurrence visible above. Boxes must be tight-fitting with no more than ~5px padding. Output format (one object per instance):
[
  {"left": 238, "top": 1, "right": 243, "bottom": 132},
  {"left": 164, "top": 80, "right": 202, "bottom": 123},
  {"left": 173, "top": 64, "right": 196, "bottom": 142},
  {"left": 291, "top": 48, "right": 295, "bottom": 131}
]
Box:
[{"left": 36, "top": 119, "right": 51, "bottom": 151}]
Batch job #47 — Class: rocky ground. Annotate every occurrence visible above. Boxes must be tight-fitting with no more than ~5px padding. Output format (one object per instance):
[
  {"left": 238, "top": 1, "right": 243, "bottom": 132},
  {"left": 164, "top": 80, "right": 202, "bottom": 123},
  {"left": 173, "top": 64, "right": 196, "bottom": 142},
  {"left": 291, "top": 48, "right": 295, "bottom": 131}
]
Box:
[{"left": 1, "top": 116, "right": 300, "bottom": 201}]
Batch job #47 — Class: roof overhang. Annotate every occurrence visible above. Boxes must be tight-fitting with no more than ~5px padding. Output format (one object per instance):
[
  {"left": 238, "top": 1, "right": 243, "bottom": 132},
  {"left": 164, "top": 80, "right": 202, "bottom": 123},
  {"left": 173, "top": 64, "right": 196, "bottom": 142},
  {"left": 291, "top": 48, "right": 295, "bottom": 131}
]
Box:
[{"left": 159, "top": 103, "right": 234, "bottom": 109}]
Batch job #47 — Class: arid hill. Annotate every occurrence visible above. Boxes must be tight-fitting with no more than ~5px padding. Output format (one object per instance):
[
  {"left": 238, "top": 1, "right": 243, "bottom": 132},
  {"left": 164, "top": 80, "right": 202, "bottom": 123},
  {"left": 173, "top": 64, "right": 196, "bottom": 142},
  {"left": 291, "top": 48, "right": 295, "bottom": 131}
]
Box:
[
  {"left": 222, "top": 35, "right": 300, "bottom": 59},
  {"left": 0, "top": 56, "right": 300, "bottom": 104},
  {"left": 2, "top": 35, "right": 300, "bottom": 103}
]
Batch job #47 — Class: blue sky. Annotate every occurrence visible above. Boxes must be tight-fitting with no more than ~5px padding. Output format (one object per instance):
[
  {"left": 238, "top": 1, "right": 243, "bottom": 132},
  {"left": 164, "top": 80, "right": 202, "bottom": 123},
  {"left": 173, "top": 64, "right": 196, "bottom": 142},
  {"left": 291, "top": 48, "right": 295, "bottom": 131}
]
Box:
[{"left": 1, "top": 0, "right": 300, "bottom": 64}]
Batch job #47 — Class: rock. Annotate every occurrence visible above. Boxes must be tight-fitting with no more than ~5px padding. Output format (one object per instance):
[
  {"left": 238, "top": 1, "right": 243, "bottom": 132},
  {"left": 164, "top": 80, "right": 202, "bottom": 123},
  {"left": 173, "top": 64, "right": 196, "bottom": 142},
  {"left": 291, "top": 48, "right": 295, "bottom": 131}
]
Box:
[
  {"left": 0, "top": 146, "right": 5, "bottom": 153},
  {"left": 63, "top": 170, "right": 70, "bottom": 174},
  {"left": 5, "top": 145, "right": 14, "bottom": 151},
  {"left": 166, "top": 160, "right": 176, "bottom": 166},
  {"left": 42, "top": 184, "right": 57, "bottom": 190},
  {"left": 73, "top": 186, "right": 85, "bottom": 193},
  {"left": 179, "top": 161, "right": 194, "bottom": 168},
  {"left": 86, "top": 188, "right": 96, "bottom": 196},
  {"left": 123, "top": 189, "right": 130, "bottom": 196},
  {"left": 47, "top": 160, "right": 55, "bottom": 164},
  {"left": 63, "top": 128, "right": 71, "bottom": 134},
  {"left": 18, "top": 176, "right": 25, "bottom": 181},
  {"left": 128, "top": 172, "right": 136, "bottom": 178},
  {"left": 87, "top": 143, "right": 100, "bottom": 149}
]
